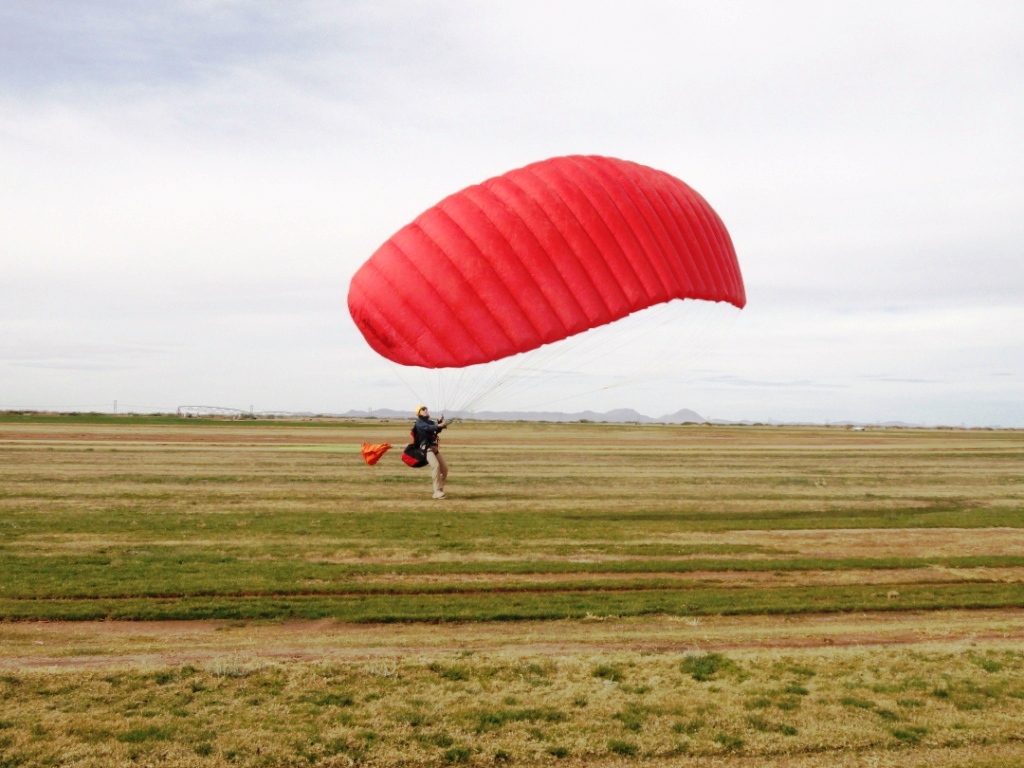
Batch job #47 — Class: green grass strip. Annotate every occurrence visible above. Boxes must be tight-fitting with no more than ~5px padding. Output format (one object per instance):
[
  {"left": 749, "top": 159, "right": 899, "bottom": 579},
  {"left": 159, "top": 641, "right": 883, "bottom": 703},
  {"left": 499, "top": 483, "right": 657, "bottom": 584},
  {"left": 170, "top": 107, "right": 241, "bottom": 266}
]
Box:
[
  {"left": 2, "top": 554, "right": 1024, "bottom": 600},
  {"left": 1, "top": 553, "right": 1023, "bottom": 600},
  {"left": 2, "top": 582, "right": 1023, "bottom": 622}
]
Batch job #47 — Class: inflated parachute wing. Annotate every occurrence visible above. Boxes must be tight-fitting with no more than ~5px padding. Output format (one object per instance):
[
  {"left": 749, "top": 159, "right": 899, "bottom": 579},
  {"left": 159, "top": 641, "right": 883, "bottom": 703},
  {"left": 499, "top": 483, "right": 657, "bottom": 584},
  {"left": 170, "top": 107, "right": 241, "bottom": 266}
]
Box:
[{"left": 348, "top": 155, "right": 744, "bottom": 369}]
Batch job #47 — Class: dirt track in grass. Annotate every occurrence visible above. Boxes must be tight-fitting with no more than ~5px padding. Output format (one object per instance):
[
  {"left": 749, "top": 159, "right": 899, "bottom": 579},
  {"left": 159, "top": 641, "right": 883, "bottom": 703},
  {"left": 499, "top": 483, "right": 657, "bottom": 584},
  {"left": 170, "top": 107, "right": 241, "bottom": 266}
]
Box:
[
  {"left": 344, "top": 566, "right": 1024, "bottom": 587},
  {"left": 4, "top": 608, "right": 1024, "bottom": 671}
]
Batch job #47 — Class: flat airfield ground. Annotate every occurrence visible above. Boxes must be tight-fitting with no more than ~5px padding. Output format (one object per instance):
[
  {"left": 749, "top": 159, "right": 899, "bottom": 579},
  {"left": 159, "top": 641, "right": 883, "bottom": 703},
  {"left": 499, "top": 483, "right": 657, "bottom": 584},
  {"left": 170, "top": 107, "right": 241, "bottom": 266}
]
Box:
[{"left": 1, "top": 415, "right": 1023, "bottom": 766}]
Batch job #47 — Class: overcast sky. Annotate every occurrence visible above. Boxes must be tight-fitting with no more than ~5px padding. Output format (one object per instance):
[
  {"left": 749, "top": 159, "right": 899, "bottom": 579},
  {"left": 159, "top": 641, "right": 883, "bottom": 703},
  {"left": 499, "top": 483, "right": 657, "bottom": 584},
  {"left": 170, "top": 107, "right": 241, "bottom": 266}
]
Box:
[{"left": 2, "top": 1, "right": 1022, "bottom": 425}]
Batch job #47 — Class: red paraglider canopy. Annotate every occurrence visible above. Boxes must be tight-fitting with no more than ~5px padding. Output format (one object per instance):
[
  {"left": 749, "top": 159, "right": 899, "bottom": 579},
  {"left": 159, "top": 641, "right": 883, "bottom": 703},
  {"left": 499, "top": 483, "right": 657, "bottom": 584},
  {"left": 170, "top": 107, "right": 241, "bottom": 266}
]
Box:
[{"left": 348, "top": 155, "right": 744, "bottom": 369}]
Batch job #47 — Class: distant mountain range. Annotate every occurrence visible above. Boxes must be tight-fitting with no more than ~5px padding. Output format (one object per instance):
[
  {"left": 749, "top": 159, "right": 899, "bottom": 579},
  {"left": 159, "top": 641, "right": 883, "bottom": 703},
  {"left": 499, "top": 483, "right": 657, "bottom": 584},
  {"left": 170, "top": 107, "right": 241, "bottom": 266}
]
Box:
[
  {"left": 338, "top": 408, "right": 938, "bottom": 428},
  {"left": 14, "top": 408, "right": 994, "bottom": 428},
  {"left": 345, "top": 407, "right": 709, "bottom": 424}
]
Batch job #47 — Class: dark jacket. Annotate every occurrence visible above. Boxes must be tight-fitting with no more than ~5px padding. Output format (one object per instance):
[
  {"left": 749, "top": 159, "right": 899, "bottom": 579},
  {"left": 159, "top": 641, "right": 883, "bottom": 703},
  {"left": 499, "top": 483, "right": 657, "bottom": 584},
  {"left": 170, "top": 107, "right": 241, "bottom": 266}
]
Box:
[{"left": 413, "top": 415, "right": 445, "bottom": 450}]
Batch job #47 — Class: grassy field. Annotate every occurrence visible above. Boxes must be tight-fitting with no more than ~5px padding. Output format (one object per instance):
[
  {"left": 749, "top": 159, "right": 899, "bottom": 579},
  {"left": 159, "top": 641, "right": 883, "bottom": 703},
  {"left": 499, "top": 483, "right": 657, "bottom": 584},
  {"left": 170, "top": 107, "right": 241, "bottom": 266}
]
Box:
[{"left": 1, "top": 414, "right": 1023, "bottom": 766}]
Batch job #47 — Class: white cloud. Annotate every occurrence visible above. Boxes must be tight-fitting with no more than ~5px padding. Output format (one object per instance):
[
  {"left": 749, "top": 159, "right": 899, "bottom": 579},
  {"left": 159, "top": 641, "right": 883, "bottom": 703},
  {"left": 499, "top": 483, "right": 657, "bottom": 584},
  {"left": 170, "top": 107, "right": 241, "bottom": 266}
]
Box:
[{"left": 1, "top": 1, "right": 1022, "bottom": 424}]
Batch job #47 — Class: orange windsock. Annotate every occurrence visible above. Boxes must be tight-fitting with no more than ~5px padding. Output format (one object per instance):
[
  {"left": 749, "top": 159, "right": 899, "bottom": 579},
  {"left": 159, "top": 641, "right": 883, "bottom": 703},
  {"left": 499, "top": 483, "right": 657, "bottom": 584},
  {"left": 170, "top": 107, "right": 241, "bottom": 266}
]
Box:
[{"left": 360, "top": 443, "right": 392, "bottom": 465}]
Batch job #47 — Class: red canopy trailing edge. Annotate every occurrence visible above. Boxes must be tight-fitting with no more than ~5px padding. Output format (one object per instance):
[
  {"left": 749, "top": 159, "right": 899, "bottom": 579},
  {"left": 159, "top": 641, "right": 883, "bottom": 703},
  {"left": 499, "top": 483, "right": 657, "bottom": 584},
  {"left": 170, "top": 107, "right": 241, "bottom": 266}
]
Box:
[{"left": 348, "top": 155, "right": 744, "bottom": 369}]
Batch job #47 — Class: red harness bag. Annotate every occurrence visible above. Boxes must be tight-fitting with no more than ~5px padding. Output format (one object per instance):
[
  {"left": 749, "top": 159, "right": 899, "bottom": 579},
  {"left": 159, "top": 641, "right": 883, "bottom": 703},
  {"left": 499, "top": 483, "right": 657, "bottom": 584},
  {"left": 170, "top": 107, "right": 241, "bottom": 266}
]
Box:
[
  {"left": 401, "top": 429, "right": 428, "bottom": 467},
  {"left": 402, "top": 444, "right": 427, "bottom": 467}
]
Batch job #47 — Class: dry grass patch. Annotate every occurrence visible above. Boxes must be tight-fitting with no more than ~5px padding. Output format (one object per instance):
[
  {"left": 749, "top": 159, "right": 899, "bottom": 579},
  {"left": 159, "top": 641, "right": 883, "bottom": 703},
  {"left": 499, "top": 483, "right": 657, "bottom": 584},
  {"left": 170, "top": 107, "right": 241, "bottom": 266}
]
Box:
[
  {"left": 1, "top": 639, "right": 1023, "bottom": 766},
  {"left": 719, "top": 528, "right": 1024, "bottom": 559}
]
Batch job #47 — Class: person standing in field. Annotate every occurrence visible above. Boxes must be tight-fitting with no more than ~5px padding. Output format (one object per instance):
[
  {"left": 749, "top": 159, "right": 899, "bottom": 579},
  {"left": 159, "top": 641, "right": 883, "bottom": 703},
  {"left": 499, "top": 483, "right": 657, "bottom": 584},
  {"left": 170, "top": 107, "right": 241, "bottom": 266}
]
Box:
[{"left": 413, "top": 405, "right": 448, "bottom": 499}]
